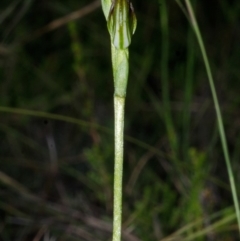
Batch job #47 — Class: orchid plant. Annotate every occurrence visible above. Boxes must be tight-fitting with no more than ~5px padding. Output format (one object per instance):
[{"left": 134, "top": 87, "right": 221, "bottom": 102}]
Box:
[{"left": 101, "top": 0, "right": 137, "bottom": 241}]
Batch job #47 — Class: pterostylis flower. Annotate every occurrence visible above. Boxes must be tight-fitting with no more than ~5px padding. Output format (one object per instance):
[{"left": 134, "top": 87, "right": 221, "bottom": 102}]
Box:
[{"left": 107, "top": 0, "right": 137, "bottom": 49}]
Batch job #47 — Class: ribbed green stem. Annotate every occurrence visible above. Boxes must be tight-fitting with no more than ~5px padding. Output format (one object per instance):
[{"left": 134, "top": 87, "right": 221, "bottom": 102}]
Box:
[
  {"left": 111, "top": 45, "right": 129, "bottom": 241},
  {"left": 113, "top": 95, "right": 125, "bottom": 241}
]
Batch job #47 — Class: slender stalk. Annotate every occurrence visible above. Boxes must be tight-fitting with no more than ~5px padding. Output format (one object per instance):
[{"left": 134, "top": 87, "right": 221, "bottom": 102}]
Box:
[
  {"left": 113, "top": 94, "right": 125, "bottom": 241},
  {"left": 101, "top": 1, "right": 137, "bottom": 240},
  {"left": 111, "top": 43, "right": 129, "bottom": 241},
  {"left": 184, "top": 0, "right": 240, "bottom": 233}
]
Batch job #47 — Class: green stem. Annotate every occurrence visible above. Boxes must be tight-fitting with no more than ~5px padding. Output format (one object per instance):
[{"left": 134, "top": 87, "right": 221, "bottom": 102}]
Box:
[
  {"left": 113, "top": 95, "right": 125, "bottom": 241},
  {"left": 111, "top": 45, "right": 129, "bottom": 241},
  {"left": 111, "top": 42, "right": 129, "bottom": 241},
  {"left": 101, "top": 1, "right": 136, "bottom": 240},
  {"left": 184, "top": 0, "right": 240, "bottom": 233}
]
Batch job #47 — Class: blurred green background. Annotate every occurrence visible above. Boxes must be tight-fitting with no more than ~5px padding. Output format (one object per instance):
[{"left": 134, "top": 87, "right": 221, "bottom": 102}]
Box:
[{"left": 1, "top": 0, "right": 240, "bottom": 240}]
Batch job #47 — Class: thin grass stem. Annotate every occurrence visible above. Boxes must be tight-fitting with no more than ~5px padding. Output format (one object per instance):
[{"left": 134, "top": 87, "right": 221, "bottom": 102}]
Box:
[{"left": 184, "top": 0, "right": 240, "bottom": 234}]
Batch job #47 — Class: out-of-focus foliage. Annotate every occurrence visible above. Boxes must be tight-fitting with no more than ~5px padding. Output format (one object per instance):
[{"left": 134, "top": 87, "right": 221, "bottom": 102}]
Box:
[{"left": 0, "top": 0, "right": 240, "bottom": 240}]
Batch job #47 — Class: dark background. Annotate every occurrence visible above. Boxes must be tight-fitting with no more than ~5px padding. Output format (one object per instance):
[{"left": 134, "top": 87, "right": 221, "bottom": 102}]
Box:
[{"left": 1, "top": 0, "right": 240, "bottom": 240}]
